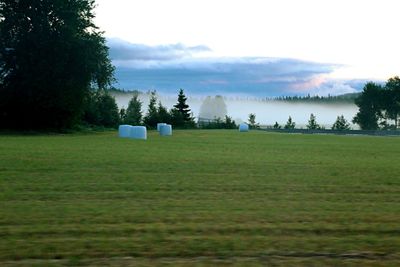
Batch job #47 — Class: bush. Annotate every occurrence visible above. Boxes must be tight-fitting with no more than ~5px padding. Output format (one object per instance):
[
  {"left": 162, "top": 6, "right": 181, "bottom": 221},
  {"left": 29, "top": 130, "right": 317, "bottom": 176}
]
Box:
[{"left": 82, "top": 90, "right": 120, "bottom": 128}]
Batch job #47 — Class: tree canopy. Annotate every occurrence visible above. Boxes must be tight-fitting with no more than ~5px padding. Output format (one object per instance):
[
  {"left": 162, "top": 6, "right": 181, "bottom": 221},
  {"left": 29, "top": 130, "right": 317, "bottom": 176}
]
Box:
[
  {"left": 171, "top": 89, "right": 195, "bottom": 127},
  {"left": 0, "top": 0, "right": 114, "bottom": 130},
  {"left": 125, "top": 94, "right": 143, "bottom": 126},
  {"left": 332, "top": 115, "right": 351, "bottom": 131},
  {"left": 284, "top": 116, "right": 296, "bottom": 129},
  {"left": 306, "top": 113, "right": 320, "bottom": 130},
  {"left": 143, "top": 91, "right": 159, "bottom": 128}
]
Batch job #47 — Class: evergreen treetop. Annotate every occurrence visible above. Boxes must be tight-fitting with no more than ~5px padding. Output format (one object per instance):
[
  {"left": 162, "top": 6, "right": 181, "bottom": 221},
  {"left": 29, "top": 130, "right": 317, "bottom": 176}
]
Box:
[
  {"left": 307, "top": 113, "right": 320, "bottom": 130},
  {"left": 173, "top": 89, "right": 192, "bottom": 121}
]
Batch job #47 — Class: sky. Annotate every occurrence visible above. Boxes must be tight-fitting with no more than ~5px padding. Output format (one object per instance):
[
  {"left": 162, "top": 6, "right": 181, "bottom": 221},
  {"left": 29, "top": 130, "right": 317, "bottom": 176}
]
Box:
[{"left": 94, "top": 0, "right": 400, "bottom": 96}]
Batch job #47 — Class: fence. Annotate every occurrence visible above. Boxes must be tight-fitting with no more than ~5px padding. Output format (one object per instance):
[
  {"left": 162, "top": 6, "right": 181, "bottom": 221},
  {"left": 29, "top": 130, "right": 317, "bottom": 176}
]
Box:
[{"left": 259, "top": 128, "right": 400, "bottom": 136}]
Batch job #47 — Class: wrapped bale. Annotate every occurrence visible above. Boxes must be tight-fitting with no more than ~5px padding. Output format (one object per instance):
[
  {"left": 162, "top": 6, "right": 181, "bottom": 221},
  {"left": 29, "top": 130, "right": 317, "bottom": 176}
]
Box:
[
  {"left": 239, "top": 123, "right": 249, "bottom": 132},
  {"left": 157, "top": 123, "right": 167, "bottom": 132},
  {"left": 160, "top": 124, "right": 172, "bottom": 136},
  {"left": 119, "top": 125, "right": 132, "bottom": 138},
  {"left": 129, "top": 126, "right": 147, "bottom": 140}
]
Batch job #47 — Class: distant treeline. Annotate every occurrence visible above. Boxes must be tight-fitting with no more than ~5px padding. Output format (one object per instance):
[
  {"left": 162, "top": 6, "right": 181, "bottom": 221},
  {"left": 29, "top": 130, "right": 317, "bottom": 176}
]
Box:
[
  {"left": 109, "top": 88, "right": 360, "bottom": 104},
  {"left": 271, "top": 93, "right": 360, "bottom": 103},
  {"left": 108, "top": 88, "right": 142, "bottom": 95}
]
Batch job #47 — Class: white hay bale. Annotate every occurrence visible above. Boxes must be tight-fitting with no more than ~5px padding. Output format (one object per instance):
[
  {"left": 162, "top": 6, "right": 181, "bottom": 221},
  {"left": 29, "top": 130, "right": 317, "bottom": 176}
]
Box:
[
  {"left": 157, "top": 123, "right": 167, "bottom": 132},
  {"left": 119, "top": 125, "right": 132, "bottom": 138},
  {"left": 129, "top": 126, "right": 147, "bottom": 140},
  {"left": 239, "top": 123, "right": 249, "bottom": 132},
  {"left": 160, "top": 124, "right": 172, "bottom": 136}
]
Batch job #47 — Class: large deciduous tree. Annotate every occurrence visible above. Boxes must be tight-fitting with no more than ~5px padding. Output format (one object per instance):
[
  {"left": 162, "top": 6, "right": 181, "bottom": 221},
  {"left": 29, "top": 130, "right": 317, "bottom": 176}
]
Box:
[
  {"left": 352, "top": 82, "right": 383, "bottom": 130},
  {"left": 383, "top": 76, "right": 400, "bottom": 128},
  {"left": 0, "top": 0, "right": 114, "bottom": 130}
]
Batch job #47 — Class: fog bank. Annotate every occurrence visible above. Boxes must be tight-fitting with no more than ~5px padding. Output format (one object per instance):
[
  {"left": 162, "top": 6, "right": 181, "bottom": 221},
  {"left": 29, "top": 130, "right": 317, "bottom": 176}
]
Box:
[{"left": 113, "top": 93, "right": 358, "bottom": 128}]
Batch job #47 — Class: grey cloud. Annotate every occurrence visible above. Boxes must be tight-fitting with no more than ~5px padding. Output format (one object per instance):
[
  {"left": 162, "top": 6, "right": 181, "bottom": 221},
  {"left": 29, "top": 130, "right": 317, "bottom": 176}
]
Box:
[
  {"left": 108, "top": 39, "right": 362, "bottom": 97},
  {"left": 113, "top": 57, "right": 343, "bottom": 96},
  {"left": 107, "top": 38, "right": 211, "bottom": 61}
]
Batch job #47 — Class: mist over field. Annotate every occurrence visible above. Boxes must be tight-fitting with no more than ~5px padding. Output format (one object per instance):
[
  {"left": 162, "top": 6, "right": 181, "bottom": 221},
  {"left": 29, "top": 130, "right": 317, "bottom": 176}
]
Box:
[{"left": 113, "top": 92, "right": 358, "bottom": 128}]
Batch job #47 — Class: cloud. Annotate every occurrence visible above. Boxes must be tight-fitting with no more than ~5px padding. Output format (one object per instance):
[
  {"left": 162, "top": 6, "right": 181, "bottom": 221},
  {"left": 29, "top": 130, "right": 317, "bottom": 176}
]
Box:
[
  {"left": 107, "top": 38, "right": 211, "bottom": 61},
  {"left": 108, "top": 39, "right": 367, "bottom": 97},
  {"left": 308, "top": 82, "right": 358, "bottom": 96},
  {"left": 289, "top": 78, "right": 378, "bottom": 96}
]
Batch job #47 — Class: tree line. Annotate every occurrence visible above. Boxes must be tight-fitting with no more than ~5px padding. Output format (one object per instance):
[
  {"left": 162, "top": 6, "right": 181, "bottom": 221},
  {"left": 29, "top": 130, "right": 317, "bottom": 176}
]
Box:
[
  {"left": 121, "top": 89, "right": 196, "bottom": 129},
  {"left": 1, "top": 1, "right": 398, "bottom": 132},
  {"left": 78, "top": 88, "right": 197, "bottom": 129},
  {"left": 272, "top": 93, "right": 359, "bottom": 104},
  {"left": 248, "top": 113, "right": 351, "bottom": 131},
  {"left": 353, "top": 77, "right": 400, "bottom": 130}
]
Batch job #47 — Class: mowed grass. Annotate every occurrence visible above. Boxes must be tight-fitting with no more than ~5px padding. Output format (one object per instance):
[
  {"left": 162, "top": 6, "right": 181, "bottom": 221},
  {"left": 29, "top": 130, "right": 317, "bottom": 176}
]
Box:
[{"left": 1, "top": 130, "right": 400, "bottom": 266}]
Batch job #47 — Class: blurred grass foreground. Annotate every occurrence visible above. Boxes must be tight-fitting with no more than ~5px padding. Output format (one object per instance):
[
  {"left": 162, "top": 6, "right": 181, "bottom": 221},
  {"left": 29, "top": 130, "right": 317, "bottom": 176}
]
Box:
[{"left": 1, "top": 130, "right": 400, "bottom": 266}]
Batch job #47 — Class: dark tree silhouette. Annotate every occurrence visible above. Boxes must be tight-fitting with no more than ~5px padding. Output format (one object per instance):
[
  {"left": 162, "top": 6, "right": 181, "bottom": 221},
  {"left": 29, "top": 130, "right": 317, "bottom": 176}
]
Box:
[
  {"left": 332, "top": 115, "right": 351, "bottom": 130},
  {"left": 171, "top": 89, "right": 195, "bottom": 127},
  {"left": 306, "top": 113, "right": 320, "bottom": 130},
  {"left": 82, "top": 90, "right": 119, "bottom": 128},
  {"left": 125, "top": 95, "right": 143, "bottom": 125},
  {"left": 0, "top": 0, "right": 114, "bottom": 130},
  {"left": 284, "top": 116, "right": 296, "bottom": 129},
  {"left": 273, "top": 121, "right": 281, "bottom": 129},
  {"left": 383, "top": 76, "right": 400, "bottom": 128},
  {"left": 157, "top": 101, "right": 172, "bottom": 124},
  {"left": 353, "top": 82, "right": 383, "bottom": 130},
  {"left": 248, "top": 113, "right": 259, "bottom": 129},
  {"left": 143, "top": 91, "right": 158, "bottom": 128}
]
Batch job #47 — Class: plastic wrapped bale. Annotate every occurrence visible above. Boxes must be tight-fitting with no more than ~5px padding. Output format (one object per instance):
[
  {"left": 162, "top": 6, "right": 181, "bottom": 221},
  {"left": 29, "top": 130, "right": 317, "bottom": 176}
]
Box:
[
  {"left": 160, "top": 124, "right": 172, "bottom": 136},
  {"left": 119, "top": 125, "right": 132, "bottom": 138},
  {"left": 239, "top": 123, "right": 249, "bottom": 132},
  {"left": 157, "top": 123, "right": 167, "bottom": 132},
  {"left": 129, "top": 126, "right": 147, "bottom": 140}
]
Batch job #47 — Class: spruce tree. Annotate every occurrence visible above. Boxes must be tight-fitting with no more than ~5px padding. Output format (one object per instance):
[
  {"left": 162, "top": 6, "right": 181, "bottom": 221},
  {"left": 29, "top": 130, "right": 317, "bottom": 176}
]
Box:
[
  {"left": 157, "top": 101, "right": 171, "bottom": 124},
  {"left": 284, "top": 116, "right": 296, "bottom": 129},
  {"left": 273, "top": 121, "right": 281, "bottom": 129},
  {"left": 171, "top": 89, "right": 195, "bottom": 127},
  {"left": 307, "top": 113, "right": 320, "bottom": 130},
  {"left": 143, "top": 91, "right": 159, "bottom": 128},
  {"left": 125, "top": 95, "right": 143, "bottom": 125},
  {"left": 248, "top": 113, "right": 259, "bottom": 129},
  {"left": 119, "top": 108, "right": 126, "bottom": 123},
  {"left": 332, "top": 115, "right": 351, "bottom": 130}
]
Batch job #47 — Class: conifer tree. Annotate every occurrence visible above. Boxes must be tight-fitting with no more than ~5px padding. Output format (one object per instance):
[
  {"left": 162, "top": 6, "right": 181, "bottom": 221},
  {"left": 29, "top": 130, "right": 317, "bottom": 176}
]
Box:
[
  {"left": 273, "top": 121, "right": 281, "bottom": 129},
  {"left": 248, "top": 113, "right": 259, "bottom": 129},
  {"left": 143, "top": 91, "right": 158, "bottom": 128},
  {"left": 157, "top": 101, "right": 171, "bottom": 124},
  {"left": 125, "top": 95, "right": 143, "bottom": 125},
  {"left": 332, "top": 115, "right": 351, "bottom": 130},
  {"left": 307, "top": 113, "right": 320, "bottom": 130},
  {"left": 284, "top": 116, "right": 296, "bottom": 129},
  {"left": 171, "top": 89, "right": 195, "bottom": 127}
]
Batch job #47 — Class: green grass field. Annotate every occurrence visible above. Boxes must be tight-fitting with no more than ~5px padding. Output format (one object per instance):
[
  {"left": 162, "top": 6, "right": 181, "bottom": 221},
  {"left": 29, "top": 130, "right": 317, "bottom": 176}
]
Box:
[{"left": 1, "top": 130, "right": 400, "bottom": 266}]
